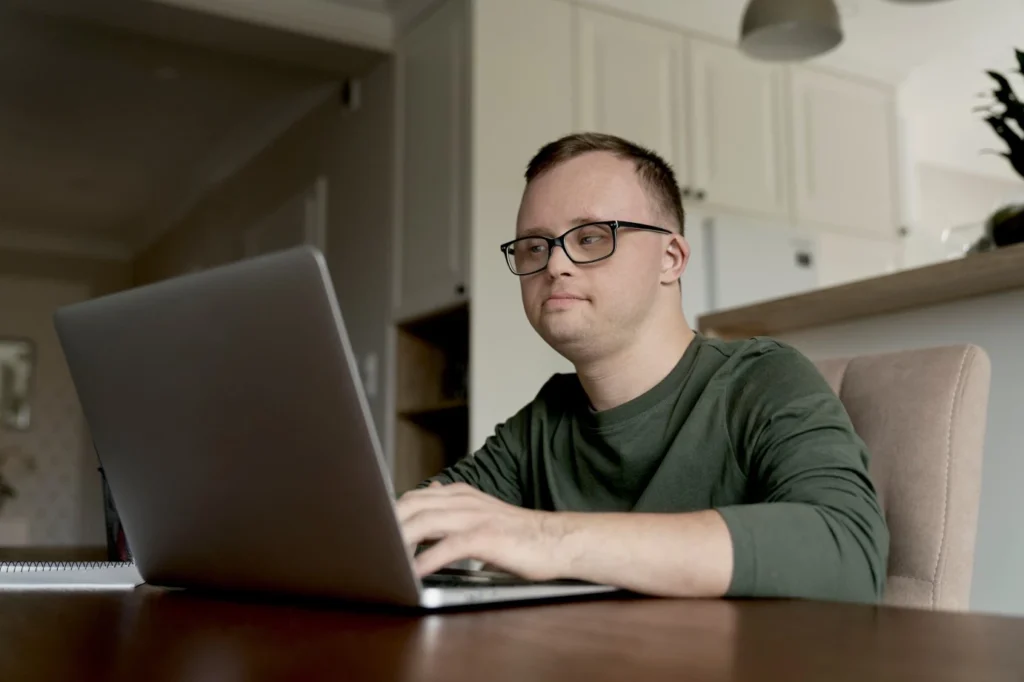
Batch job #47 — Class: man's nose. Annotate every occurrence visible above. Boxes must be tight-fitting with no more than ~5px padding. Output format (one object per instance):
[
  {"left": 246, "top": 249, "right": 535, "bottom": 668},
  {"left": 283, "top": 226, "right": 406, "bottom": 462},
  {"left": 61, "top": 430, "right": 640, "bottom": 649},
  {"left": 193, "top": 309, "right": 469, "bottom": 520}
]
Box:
[{"left": 545, "top": 243, "right": 575, "bottom": 276}]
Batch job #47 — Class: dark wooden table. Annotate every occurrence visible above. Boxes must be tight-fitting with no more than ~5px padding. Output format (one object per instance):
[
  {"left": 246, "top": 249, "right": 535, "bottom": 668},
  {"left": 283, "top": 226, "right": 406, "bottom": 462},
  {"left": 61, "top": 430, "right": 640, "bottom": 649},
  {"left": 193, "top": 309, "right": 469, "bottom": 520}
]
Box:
[{"left": 2, "top": 588, "right": 1023, "bottom": 681}]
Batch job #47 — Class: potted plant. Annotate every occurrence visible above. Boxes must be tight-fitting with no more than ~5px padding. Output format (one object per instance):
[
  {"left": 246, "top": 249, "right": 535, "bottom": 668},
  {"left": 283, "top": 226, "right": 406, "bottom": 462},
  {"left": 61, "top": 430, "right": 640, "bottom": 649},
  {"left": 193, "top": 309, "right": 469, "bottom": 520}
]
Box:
[{"left": 976, "top": 48, "right": 1024, "bottom": 251}]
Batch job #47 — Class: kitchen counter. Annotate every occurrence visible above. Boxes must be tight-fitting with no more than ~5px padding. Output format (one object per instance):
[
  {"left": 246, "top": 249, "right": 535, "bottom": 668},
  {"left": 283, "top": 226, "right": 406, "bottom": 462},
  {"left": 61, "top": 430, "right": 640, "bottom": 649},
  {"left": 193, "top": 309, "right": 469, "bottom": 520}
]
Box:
[{"left": 697, "top": 242, "right": 1024, "bottom": 339}]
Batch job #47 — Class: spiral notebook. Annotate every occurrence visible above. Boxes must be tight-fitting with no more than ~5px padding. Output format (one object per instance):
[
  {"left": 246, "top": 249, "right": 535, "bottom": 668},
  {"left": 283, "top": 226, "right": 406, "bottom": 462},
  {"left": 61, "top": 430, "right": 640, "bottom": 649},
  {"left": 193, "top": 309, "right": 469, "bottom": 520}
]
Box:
[{"left": 0, "top": 560, "right": 143, "bottom": 589}]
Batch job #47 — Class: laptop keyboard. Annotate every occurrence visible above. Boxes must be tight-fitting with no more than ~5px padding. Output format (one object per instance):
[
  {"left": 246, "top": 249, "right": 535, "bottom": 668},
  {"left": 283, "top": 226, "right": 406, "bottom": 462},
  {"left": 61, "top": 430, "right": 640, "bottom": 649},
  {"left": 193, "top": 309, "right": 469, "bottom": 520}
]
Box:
[
  {"left": 421, "top": 567, "right": 537, "bottom": 587},
  {"left": 420, "top": 567, "right": 588, "bottom": 588}
]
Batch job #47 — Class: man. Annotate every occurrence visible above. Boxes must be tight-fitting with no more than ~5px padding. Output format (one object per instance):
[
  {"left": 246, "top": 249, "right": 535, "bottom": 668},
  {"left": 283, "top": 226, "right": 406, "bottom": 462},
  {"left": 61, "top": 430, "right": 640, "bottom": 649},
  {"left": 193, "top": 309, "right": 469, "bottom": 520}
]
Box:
[{"left": 396, "top": 132, "right": 889, "bottom": 602}]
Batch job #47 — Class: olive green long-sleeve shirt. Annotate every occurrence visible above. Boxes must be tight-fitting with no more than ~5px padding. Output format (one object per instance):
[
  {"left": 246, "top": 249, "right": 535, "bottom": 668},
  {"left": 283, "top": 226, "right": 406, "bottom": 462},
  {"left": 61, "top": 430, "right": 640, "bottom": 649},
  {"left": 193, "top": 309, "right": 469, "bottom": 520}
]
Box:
[{"left": 429, "top": 335, "right": 889, "bottom": 602}]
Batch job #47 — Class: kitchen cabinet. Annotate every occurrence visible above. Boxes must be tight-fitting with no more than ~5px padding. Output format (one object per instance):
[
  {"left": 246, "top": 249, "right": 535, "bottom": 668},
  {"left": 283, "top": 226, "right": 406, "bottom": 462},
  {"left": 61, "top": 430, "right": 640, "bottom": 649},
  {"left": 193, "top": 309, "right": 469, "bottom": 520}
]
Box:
[
  {"left": 573, "top": 6, "right": 900, "bottom": 239},
  {"left": 394, "top": 0, "right": 469, "bottom": 320},
  {"left": 815, "top": 231, "right": 901, "bottom": 288},
  {"left": 789, "top": 67, "right": 899, "bottom": 238},
  {"left": 689, "top": 38, "right": 788, "bottom": 219},
  {"left": 700, "top": 212, "right": 901, "bottom": 312},
  {"left": 576, "top": 6, "right": 689, "bottom": 184},
  {"left": 707, "top": 213, "right": 819, "bottom": 311}
]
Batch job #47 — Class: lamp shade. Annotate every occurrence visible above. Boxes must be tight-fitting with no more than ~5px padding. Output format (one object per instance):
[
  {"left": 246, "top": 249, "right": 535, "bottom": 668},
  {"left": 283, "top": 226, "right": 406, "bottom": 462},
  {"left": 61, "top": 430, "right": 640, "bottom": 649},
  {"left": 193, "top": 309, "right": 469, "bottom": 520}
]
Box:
[{"left": 739, "top": 0, "right": 843, "bottom": 61}]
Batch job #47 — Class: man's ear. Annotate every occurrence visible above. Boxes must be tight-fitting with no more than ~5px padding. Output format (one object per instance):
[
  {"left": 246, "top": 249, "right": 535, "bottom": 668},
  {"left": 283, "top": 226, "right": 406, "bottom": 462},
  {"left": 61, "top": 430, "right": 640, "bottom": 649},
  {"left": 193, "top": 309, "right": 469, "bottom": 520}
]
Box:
[{"left": 661, "top": 234, "right": 689, "bottom": 285}]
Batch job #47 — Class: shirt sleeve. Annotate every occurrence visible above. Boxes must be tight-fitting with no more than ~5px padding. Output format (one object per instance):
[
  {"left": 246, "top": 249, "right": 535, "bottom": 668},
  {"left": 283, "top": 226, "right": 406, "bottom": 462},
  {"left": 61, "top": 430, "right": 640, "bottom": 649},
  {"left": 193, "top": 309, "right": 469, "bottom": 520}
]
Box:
[
  {"left": 419, "top": 403, "right": 530, "bottom": 506},
  {"left": 715, "top": 341, "right": 890, "bottom": 603}
]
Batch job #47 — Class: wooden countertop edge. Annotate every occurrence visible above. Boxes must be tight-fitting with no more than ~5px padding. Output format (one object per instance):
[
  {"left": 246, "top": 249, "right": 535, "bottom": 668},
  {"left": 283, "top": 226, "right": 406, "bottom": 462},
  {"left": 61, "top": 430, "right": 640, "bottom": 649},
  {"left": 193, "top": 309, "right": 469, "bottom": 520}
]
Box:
[{"left": 697, "top": 242, "right": 1024, "bottom": 339}]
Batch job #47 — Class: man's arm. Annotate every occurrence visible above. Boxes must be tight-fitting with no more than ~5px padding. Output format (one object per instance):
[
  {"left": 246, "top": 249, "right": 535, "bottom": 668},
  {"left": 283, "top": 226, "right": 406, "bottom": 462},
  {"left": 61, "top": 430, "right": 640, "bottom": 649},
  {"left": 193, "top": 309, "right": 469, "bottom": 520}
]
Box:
[
  {"left": 715, "top": 344, "right": 889, "bottom": 602},
  {"left": 399, "top": 345, "right": 888, "bottom": 602},
  {"left": 400, "top": 484, "right": 733, "bottom": 596}
]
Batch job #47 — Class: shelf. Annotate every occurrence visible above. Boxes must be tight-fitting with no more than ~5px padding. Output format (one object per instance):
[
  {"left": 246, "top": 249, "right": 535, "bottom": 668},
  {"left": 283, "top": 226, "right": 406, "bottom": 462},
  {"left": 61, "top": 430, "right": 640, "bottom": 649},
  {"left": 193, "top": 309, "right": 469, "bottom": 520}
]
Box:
[
  {"left": 395, "top": 304, "right": 468, "bottom": 413},
  {"left": 393, "top": 303, "right": 469, "bottom": 494}
]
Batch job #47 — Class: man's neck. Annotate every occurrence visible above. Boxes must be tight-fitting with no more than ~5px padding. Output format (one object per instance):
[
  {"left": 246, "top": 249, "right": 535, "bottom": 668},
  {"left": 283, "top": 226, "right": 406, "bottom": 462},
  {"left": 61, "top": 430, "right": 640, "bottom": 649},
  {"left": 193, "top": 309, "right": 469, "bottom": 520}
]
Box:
[{"left": 575, "top": 314, "right": 695, "bottom": 413}]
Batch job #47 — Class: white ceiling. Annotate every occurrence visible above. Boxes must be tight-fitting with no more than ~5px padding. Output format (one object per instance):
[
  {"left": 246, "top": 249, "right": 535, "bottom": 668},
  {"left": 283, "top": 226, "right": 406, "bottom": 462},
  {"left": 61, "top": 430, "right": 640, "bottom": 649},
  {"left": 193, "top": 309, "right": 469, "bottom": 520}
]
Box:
[{"left": 0, "top": 1, "right": 386, "bottom": 257}]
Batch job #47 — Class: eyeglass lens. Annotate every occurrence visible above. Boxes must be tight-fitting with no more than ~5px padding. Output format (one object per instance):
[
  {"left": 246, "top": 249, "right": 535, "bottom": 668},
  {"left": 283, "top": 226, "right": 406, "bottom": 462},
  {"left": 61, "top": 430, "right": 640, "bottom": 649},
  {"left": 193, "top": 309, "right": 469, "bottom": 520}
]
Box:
[{"left": 506, "top": 223, "right": 614, "bottom": 274}]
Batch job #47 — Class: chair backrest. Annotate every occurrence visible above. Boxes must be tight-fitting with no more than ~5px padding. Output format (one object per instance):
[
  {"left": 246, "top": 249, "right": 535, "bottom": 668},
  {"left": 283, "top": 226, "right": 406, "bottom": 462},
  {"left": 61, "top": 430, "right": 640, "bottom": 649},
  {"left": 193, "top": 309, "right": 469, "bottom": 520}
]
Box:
[{"left": 814, "top": 344, "right": 991, "bottom": 610}]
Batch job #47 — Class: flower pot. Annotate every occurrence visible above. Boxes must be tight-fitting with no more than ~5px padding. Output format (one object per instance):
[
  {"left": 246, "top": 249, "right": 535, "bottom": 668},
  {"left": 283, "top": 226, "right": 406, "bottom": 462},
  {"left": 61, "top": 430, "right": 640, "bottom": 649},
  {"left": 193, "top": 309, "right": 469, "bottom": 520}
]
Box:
[{"left": 990, "top": 206, "right": 1024, "bottom": 248}]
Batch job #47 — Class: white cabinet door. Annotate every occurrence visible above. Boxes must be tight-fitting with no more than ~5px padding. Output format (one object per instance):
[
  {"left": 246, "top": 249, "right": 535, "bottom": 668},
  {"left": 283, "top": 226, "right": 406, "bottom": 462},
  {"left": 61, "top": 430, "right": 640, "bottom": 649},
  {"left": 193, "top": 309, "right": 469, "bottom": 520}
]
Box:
[
  {"left": 789, "top": 67, "right": 899, "bottom": 238},
  {"left": 708, "top": 213, "right": 818, "bottom": 311},
  {"left": 690, "top": 39, "right": 787, "bottom": 219},
  {"left": 816, "top": 230, "right": 901, "bottom": 289},
  {"left": 395, "top": 0, "right": 468, "bottom": 319},
  {"left": 576, "top": 7, "right": 689, "bottom": 184}
]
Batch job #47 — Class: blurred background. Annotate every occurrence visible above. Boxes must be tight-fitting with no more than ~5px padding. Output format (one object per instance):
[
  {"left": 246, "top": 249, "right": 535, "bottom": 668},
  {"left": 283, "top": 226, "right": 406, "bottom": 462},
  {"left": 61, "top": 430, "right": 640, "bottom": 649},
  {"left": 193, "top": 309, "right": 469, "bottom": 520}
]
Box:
[{"left": 0, "top": 0, "right": 1021, "bottom": 594}]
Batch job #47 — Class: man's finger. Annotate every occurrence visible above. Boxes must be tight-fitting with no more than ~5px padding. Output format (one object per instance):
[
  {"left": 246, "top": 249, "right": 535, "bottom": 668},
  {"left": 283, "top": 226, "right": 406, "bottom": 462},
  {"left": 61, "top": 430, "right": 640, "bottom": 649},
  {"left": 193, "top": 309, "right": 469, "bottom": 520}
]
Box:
[
  {"left": 395, "top": 488, "right": 489, "bottom": 525},
  {"left": 401, "top": 508, "right": 478, "bottom": 549},
  {"left": 414, "top": 532, "right": 487, "bottom": 577},
  {"left": 396, "top": 495, "right": 475, "bottom": 526},
  {"left": 397, "top": 482, "right": 478, "bottom": 504},
  {"left": 404, "top": 482, "right": 486, "bottom": 501}
]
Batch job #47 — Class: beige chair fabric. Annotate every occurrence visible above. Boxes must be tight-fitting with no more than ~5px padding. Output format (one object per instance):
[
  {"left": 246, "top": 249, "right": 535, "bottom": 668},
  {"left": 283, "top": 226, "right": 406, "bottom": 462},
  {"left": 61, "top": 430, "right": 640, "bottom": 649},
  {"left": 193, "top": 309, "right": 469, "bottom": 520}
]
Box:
[{"left": 814, "top": 344, "right": 991, "bottom": 611}]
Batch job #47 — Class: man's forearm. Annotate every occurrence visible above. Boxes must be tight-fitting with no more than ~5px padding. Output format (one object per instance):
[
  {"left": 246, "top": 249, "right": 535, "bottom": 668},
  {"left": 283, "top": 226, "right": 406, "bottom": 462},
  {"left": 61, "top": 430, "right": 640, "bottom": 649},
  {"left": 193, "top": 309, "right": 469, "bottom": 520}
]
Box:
[{"left": 552, "top": 510, "right": 734, "bottom": 598}]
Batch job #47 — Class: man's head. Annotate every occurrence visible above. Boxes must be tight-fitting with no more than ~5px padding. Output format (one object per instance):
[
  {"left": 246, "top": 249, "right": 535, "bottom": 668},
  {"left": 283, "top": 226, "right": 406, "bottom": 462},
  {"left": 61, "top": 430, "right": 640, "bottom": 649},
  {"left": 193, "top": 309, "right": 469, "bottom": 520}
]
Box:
[{"left": 510, "top": 132, "right": 690, "bottom": 363}]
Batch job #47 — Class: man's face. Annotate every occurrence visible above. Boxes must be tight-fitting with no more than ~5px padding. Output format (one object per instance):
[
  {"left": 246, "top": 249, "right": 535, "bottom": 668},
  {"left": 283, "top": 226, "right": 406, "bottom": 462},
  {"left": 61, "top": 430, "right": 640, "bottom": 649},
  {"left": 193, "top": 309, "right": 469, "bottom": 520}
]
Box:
[{"left": 514, "top": 151, "right": 687, "bottom": 359}]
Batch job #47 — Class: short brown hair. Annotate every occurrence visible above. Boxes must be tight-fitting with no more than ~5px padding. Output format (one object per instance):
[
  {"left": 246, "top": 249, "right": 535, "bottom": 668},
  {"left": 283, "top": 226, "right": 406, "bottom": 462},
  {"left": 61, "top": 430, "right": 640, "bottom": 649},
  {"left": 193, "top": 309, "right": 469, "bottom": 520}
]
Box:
[{"left": 525, "top": 132, "right": 685, "bottom": 235}]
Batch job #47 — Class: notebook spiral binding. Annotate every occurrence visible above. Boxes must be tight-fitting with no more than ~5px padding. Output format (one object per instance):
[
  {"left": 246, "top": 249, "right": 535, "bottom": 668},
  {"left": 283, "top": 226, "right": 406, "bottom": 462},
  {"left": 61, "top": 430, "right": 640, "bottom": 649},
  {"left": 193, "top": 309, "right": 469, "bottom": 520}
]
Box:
[{"left": 0, "top": 561, "right": 135, "bottom": 573}]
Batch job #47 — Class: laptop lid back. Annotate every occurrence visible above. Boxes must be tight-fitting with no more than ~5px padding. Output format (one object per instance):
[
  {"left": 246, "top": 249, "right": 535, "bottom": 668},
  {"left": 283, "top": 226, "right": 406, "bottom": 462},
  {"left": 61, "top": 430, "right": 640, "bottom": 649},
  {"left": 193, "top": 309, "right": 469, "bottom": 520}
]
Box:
[{"left": 54, "top": 247, "right": 420, "bottom": 606}]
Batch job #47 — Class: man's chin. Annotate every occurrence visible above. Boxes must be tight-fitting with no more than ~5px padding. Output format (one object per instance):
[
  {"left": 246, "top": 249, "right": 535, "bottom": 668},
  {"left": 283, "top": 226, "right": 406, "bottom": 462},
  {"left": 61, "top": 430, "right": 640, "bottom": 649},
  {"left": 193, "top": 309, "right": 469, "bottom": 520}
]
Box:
[{"left": 536, "top": 320, "right": 589, "bottom": 355}]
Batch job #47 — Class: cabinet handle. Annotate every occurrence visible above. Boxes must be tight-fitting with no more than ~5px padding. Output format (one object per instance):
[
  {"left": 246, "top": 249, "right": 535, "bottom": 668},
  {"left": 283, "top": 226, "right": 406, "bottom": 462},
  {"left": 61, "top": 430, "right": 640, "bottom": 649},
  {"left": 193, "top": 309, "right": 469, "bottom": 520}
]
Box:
[
  {"left": 455, "top": 284, "right": 466, "bottom": 295},
  {"left": 694, "top": 189, "right": 707, "bottom": 201},
  {"left": 795, "top": 251, "right": 813, "bottom": 268},
  {"left": 682, "top": 187, "right": 693, "bottom": 199}
]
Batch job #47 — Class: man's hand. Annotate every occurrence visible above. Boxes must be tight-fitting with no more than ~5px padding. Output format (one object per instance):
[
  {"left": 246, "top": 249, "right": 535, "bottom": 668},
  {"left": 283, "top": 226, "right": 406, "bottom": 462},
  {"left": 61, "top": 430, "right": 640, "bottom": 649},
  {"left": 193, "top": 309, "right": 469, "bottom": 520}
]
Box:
[
  {"left": 396, "top": 482, "right": 569, "bottom": 580},
  {"left": 397, "top": 481, "right": 734, "bottom": 597}
]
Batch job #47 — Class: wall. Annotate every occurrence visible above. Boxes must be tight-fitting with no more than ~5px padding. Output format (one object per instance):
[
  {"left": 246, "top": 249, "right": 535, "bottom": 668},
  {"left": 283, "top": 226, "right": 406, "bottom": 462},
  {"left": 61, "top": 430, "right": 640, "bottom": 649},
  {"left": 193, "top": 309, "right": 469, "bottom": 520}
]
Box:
[
  {"left": 777, "top": 289, "right": 1024, "bottom": 617},
  {"left": 0, "top": 251, "right": 131, "bottom": 297},
  {"left": 904, "top": 163, "right": 1024, "bottom": 268},
  {"left": 897, "top": 21, "right": 1024, "bottom": 265},
  {"left": 320, "top": 62, "right": 394, "bottom": 453},
  {"left": 133, "top": 61, "right": 395, "bottom": 444},
  {"left": 0, "top": 251, "right": 131, "bottom": 550},
  {"left": 898, "top": 38, "right": 1022, "bottom": 185},
  {"left": 468, "top": 0, "right": 575, "bottom": 449}
]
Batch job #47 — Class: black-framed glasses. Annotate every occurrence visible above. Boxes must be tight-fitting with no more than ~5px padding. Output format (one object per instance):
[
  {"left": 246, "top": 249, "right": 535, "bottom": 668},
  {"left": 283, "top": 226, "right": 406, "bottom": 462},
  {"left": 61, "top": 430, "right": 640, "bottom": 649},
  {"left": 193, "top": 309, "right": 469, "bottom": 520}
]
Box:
[{"left": 499, "top": 220, "right": 673, "bottom": 276}]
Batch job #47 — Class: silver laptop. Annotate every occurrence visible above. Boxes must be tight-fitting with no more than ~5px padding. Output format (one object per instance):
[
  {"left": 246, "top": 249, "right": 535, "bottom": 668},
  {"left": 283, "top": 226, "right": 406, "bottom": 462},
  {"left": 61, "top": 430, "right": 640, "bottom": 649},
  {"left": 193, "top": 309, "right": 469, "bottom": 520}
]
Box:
[{"left": 53, "top": 246, "right": 615, "bottom": 609}]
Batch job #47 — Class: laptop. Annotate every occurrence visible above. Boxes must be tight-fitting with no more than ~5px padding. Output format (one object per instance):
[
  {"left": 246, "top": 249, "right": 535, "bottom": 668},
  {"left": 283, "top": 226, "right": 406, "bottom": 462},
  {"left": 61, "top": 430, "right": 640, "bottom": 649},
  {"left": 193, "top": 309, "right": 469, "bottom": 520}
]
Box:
[{"left": 53, "top": 246, "right": 616, "bottom": 609}]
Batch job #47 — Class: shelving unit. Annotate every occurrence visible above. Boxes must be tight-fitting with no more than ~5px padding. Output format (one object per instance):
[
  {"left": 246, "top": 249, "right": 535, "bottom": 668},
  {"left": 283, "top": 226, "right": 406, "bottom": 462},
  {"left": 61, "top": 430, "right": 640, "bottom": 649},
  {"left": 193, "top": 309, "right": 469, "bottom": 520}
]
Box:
[{"left": 393, "top": 303, "right": 469, "bottom": 493}]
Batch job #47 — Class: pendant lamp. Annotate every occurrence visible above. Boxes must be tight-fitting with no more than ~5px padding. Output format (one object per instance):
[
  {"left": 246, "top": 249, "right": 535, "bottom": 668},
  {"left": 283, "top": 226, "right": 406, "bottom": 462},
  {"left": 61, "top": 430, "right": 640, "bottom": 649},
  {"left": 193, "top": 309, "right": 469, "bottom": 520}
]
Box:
[{"left": 739, "top": 0, "right": 844, "bottom": 61}]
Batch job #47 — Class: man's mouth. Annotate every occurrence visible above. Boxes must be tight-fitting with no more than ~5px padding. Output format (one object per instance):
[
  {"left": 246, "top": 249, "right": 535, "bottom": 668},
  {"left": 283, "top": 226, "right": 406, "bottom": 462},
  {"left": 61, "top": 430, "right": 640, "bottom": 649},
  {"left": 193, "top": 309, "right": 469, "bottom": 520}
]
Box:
[{"left": 544, "top": 293, "right": 587, "bottom": 306}]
